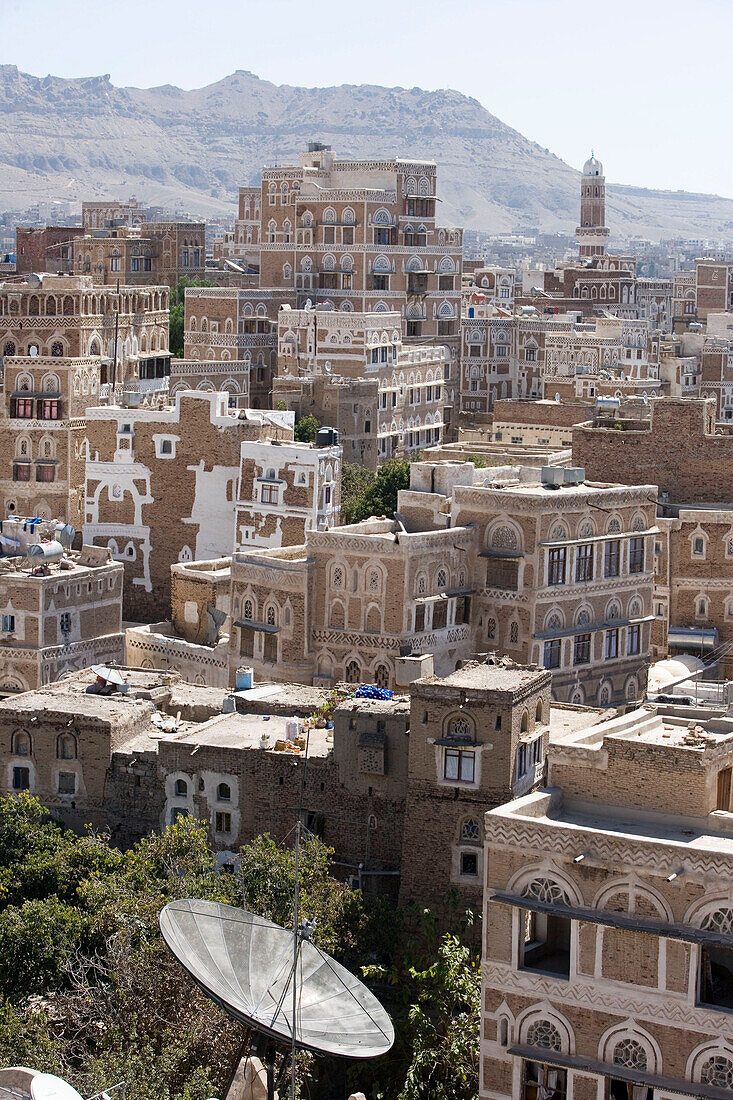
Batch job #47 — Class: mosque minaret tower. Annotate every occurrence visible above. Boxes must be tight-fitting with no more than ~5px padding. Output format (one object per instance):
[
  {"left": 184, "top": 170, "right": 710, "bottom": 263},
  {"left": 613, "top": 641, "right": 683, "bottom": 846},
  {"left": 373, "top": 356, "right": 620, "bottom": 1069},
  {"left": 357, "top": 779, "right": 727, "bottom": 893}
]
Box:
[{"left": 575, "top": 152, "right": 610, "bottom": 258}]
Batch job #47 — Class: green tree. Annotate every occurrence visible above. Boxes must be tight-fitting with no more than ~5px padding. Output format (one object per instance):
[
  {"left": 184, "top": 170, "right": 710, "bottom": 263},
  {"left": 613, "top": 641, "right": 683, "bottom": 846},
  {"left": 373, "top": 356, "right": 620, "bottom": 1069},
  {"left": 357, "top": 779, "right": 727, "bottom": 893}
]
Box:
[
  {"left": 293, "top": 413, "right": 320, "bottom": 444},
  {"left": 168, "top": 277, "right": 215, "bottom": 359},
  {"left": 340, "top": 461, "right": 376, "bottom": 524},
  {"left": 361, "top": 910, "right": 480, "bottom": 1100},
  {"left": 0, "top": 797, "right": 481, "bottom": 1100},
  {"left": 345, "top": 458, "right": 411, "bottom": 524}
]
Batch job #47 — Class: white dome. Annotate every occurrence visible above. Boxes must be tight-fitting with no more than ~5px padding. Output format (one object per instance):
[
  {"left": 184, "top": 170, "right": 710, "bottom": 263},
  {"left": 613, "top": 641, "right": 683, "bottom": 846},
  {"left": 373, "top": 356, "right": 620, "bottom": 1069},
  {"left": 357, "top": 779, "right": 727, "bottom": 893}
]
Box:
[{"left": 583, "top": 154, "right": 603, "bottom": 177}]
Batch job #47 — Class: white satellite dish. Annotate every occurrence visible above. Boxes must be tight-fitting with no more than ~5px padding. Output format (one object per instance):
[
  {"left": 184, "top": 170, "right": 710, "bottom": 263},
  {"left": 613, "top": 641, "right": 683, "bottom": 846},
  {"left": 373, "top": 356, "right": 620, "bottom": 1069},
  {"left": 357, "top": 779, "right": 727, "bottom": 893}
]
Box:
[
  {"left": 25, "top": 273, "right": 44, "bottom": 289},
  {"left": 324, "top": 360, "right": 332, "bottom": 374},
  {"left": 30, "top": 1074, "right": 85, "bottom": 1100},
  {"left": 160, "top": 900, "right": 393, "bottom": 1061},
  {"left": 304, "top": 299, "right": 313, "bottom": 311}
]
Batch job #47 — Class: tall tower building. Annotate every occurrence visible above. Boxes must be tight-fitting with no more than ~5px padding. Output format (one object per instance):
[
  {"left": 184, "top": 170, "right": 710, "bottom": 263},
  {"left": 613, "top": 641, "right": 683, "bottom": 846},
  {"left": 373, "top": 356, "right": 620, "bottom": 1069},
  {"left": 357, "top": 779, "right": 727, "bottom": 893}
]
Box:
[{"left": 575, "top": 153, "right": 610, "bottom": 258}]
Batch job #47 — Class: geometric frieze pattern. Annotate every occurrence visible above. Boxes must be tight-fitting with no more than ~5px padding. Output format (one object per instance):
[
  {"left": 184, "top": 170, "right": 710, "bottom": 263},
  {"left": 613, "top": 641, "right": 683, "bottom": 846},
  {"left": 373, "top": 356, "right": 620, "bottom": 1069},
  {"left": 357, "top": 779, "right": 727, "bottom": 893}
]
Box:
[
  {"left": 311, "top": 629, "right": 400, "bottom": 652},
  {"left": 482, "top": 960, "right": 733, "bottom": 1031},
  {"left": 485, "top": 818, "right": 733, "bottom": 878}
]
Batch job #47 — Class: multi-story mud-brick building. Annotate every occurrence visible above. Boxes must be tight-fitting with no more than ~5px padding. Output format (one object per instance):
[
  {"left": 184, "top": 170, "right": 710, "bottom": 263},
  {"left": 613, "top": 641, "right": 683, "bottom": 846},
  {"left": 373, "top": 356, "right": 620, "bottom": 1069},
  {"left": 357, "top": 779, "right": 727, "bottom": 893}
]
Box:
[{"left": 480, "top": 700, "right": 733, "bottom": 1100}]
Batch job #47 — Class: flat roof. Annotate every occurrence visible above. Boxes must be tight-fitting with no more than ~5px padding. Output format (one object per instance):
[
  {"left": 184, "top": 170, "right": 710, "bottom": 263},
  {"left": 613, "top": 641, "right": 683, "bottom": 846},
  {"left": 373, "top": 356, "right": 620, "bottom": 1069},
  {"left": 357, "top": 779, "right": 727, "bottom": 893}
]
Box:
[
  {"left": 420, "top": 660, "right": 548, "bottom": 694},
  {"left": 491, "top": 793, "right": 733, "bottom": 854},
  {"left": 164, "top": 710, "right": 332, "bottom": 758},
  {"left": 549, "top": 702, "right": 733, "bottom": 754},
  {"left": 549, "top": 704, "right": 610, "bottom": 741}
]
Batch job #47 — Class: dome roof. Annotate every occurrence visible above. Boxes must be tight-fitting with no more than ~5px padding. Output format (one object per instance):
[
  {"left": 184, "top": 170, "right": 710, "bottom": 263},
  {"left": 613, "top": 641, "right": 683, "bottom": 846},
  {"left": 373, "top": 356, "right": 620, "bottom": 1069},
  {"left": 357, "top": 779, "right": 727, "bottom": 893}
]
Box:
[{"left": 583, "top": 154, "right": 603, "bottom": 177}]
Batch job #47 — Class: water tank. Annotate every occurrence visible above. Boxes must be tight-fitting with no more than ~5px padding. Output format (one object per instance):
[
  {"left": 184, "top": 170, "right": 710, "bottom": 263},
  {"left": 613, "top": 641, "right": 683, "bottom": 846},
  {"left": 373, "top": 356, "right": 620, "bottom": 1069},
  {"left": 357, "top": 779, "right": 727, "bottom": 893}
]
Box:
[
  {"left": 316, "top": 426, "right": 339, "bottom": 448},
  {"left": 27, "top": 540, "right": 64, "bottom": 564},
  {"left": 54, "top": 523, "right": 75, "bottom": 548},
  {"left": 541, "top": 466, "right": 564, "bottom": 488},
  {"left": 235, "top": 666, "right": 253, "bottom": 691},
  {"left": 563, "top": 467, "right": 586, "bottom": 485},
  {"left": 285, "top": 717, "right": 300, "bottom": 741}
]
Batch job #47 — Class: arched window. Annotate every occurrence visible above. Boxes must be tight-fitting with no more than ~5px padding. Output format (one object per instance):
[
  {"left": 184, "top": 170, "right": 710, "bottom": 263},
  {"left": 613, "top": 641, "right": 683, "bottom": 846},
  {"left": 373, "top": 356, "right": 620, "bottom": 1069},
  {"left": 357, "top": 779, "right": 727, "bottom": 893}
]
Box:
[
  {"left": 510, "top": 622, "right": 519, "bottom": 644},
  {"left": 345, "top": 660, "right": 361, "bottom": 684},
  {"left": 701, "top": 907, "right": 733, "bottom": 935},
  {"left": 12, "top": 730, "right": 30, "bottom": 757},
  {"left": 217, "top": 782, "right": 231, "bottom": 802},
  {"left": 487, "top": 617, "right": 496, "bottom": 640},
  {"left": 174, "top": 778, "right": 188, "bottom": 797},
  {"left": 523, "top": 877, "right": 571, "bottom": 905},
  {"left": 374, "top": 663, "right": 390, "bottom": 689},
  {"left": 526, "top": 1019, "right": 562, "bottom": 1052},
  {"left": 437, "top": 568, "right": 447, "bottom": 589},
  {"left": 266, "top": 605, "right": 277, "bottom": 627},
  {"left": 700, "top": 1056, "right": 733, "bottom": 1090},
  {"left": 490, "top": 525, "right": 519, "bottom": 550},
  {"left": 3, "top": 341, "right": 16, "bottom": 357},
  {"left": 520, "top": 709, "right": 529, "bottom": 733},
  {"left": 50, "top": 341, "right": 63, "bottom": 357},
  {"left": 612, "top": 1039, "right": 647, "bottom": 1072},
  {"left": 57, "top": 733, "right": 77, "bottom": 760},
  {"left": 243, "top": 598, "right": 254, "bottom": 621},
  {"left": 367, "top": 568, "right": 381, "bottom": 592}
]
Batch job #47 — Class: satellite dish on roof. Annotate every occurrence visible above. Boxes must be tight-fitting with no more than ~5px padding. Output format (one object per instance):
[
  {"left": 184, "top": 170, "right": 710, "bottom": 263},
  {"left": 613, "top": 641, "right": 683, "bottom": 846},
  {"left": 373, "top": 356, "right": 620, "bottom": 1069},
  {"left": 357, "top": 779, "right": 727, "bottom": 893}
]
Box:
[
  {"left": 304, "top": 298, "right": 312, "bottom": 311},
  {"left": 159, "top": 899, "right": 393, "bottom": 1061},
  {"left": 90, "top": 664, "right": 126, "bottom": 686},
  {"left": 26, "top": 273, "right": 44, "bottom": 289},
  {"left": 30, "top": 1074, "right": 84, "bottom": 1100}
]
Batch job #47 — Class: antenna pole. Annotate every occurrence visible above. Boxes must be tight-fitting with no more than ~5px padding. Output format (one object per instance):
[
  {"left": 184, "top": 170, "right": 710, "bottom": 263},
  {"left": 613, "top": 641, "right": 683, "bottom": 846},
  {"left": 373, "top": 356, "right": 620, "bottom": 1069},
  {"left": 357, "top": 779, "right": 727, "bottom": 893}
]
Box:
[
  {"left": 290, "top": 819, "right": 300, "bottom": 1100},
  {"left": 290, "top": 724, "right": 311, "bottom": 1100}
]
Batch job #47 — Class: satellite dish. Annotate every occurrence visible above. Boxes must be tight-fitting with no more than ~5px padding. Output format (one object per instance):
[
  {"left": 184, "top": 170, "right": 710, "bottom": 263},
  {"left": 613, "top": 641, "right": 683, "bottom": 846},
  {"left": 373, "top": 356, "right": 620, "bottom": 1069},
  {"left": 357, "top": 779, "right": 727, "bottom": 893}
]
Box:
[
  {"left": 26, "top": 273, "right": 44, "bottom": 289},
  {"left": 159, "top": 899, "right": 393, "bottom": 1059},
  {"left": 30, "top": 1074, "right": 84, "bottom": 1100},
  {"left": 304, "top": 299, "right": 312, "bottom": 311},
  {"left": 324, "top": 360, "right": 332, "bottom": 374}
]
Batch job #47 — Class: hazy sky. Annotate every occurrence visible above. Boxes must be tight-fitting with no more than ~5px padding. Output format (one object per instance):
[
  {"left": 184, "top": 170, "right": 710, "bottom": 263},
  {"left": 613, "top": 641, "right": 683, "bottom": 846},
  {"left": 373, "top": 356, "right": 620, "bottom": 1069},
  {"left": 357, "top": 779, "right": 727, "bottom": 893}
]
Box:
[{"left": 2, "top": 0, "right": 731, "bottom": 198}]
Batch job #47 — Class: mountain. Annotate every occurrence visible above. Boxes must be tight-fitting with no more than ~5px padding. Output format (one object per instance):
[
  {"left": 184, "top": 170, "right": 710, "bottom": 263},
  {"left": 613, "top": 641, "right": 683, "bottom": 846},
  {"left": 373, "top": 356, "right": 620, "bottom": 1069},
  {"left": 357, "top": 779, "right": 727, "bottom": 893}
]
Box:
[{"left": 0, "top": 65, "right": 732, "bottom": 241}]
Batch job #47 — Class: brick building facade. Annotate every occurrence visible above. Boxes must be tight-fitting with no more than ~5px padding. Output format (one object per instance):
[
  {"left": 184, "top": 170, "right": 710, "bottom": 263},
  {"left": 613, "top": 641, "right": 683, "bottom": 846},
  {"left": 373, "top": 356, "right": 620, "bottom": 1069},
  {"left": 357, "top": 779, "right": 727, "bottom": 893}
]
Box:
[
  {"left": 227, "top": 461, "right": 655, "bottom": 707},
  {"left": 572, "top": 398, "right": 733, "bottom": 505},
  {"left": 273, "top": 306, "right": 446, "bottom": 465},
  {"left": 0, "top": 535, "right": 123, "bottom": 695},
  {"left": 480, "top": 701, "right": 733, "bottom": 1100},
  {"left": 0, "top": 660, "right": 606, "bottom": 930},
  {"left": 84, "top": 394, "right": 338, "bottom": 620}
]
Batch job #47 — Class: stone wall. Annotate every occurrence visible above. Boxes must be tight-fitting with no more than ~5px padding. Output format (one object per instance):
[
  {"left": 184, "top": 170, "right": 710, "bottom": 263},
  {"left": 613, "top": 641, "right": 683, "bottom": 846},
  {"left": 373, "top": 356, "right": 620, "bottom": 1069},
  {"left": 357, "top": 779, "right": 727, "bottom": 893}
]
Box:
[{"left": 573, "top": 398, "right": 733, "bottom": 503}]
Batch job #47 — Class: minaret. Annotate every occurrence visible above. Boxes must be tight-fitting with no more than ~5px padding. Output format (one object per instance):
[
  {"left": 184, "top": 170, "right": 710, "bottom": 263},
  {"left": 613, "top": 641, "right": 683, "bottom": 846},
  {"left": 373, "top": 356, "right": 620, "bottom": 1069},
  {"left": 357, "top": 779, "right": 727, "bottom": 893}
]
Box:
[{"left": 575, "top": 152, "right": 609, "bottom": 259}]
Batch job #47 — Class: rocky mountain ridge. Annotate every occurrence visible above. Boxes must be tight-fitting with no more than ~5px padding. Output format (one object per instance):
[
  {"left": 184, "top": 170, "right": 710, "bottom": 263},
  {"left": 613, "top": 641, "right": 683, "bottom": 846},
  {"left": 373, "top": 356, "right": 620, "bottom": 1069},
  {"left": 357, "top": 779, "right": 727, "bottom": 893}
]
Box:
[{"left": 0, "top": 65, "right": 731, "bottom": 241}]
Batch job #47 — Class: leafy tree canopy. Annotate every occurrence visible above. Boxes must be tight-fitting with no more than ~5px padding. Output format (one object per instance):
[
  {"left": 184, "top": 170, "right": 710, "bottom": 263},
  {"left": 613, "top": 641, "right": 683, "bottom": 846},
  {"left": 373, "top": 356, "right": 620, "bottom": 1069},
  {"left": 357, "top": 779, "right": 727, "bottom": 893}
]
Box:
[
  {"left": 341, "top": 459, "right": 411, "bottom": 524},
  {"left": 0, "top": 796, "right": 479, "bottom": 1100},
  {"left": 293, "top": 413, "right": 320, "bottom": 444},
  {"left": 168, "top": 278, "right": 216, "bottom": 358}
]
